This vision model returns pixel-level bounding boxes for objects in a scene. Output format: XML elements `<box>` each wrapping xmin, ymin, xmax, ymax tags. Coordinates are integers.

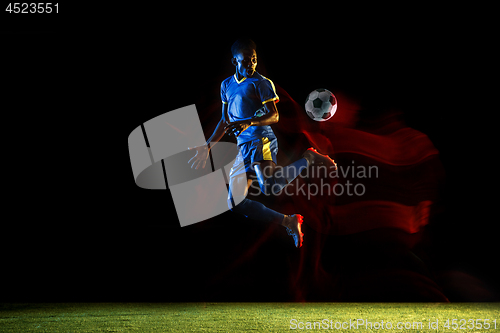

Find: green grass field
<box><xmin>1</xmin><ymin>303</ymin><xmax>499</xmax><ymax>332</ymax></box>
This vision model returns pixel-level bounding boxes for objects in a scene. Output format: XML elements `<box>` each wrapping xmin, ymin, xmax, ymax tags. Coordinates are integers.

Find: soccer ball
<box><xmin>305</xmin><ymin>89</ymin><xmax>337</xmax><ymax>121</ymax></box>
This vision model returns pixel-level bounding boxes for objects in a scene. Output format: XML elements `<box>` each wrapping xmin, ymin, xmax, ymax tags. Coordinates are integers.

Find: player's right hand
<box><xmin>188</xmin><ymin>144</ymin><xmax>209</xmax><ymax>169</ymax></box>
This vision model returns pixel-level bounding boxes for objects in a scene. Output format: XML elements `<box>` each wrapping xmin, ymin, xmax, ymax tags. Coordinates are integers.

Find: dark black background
<box><xmin>2</xmin><ymin>7</ymin><xmax>497</xmax><ymax>302</ymax></box>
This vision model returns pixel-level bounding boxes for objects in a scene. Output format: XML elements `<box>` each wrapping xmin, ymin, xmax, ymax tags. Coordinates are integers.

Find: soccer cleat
<box><xmin>282</xmin><ymin>214</ymin><xmax>304</xmax><ymax>248</ymax></box>
<box><xmin>302</xmin><ymin>147</ymin><xmax>337</xmax><ymax>169</ymax></box>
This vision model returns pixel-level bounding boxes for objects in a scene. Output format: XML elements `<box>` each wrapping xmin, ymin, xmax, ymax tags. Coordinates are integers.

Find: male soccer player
<box><xmin>189</xmin><ymin>39</ymin><xmax>336</xmax><ymax>248</ymax></box>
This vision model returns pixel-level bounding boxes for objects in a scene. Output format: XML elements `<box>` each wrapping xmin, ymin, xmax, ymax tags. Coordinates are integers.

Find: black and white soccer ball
<box><xmin>305</xmin><ymin>88</ymin><xmax>337</xmax><ymax>121</ymax></box>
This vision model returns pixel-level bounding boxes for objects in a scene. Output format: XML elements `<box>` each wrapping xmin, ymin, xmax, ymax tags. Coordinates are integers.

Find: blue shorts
<box><xmin>229</xmin><ymin>136</ymin><xmax>278</xmax><ymax>178</ymax></box>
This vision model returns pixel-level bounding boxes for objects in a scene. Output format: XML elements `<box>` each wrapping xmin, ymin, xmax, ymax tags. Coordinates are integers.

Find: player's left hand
<box><xmin>224</xmin><ymin>120</ymin><xmax>252</xmax><ymax>137</ymax></box>
<box><xmin>188</xmin><ymin>144</ymin><xmax>209</xmax><ymax>169</ymax></box>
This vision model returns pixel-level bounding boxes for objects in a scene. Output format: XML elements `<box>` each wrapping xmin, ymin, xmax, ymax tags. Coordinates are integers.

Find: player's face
<box><xmin>233</xmin><ymin>49</ymin><xmax>257</xmax><ymax>78</ymax></box>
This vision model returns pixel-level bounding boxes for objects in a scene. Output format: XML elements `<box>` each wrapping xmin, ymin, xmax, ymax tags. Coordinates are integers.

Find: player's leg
<box><xmin>252</xmin><ymin>159</ymin><xmax>308</xmax><ymax>196</ymax></box>
<box><xmin>251</xmin><ymin>160</ymin><xmax>304</xmax><ymax>247</ymax></box>
<box><xmin>302</xmin><ymin>147</ymin><xmax>337</xmax><ymax>168</ymax></box>
<box><xmin>249</xmin><ymin>136</ymin><xmax>308</xmax><ymax>196</ymax></box>
<box><xmin>251</xmin><ymin>136</ymin><xmax>336</xmax><ymax>196</ymax></box>
<box><xmin>227</xmin><ymin>174</ymin><xmax>304</xmax><ymax>247</ymax></box>
<box><xmin>227</xmin><ymin>172</ymin><xmax>284</xmax><ymax>225</ymax></box>
<box><xmin>249</xmin><ymin>145</ymin><xmax>336</xmax><ymax>247</ymax></box>
<box><xmin>252</xmin><ymin>148</ymin><xmax>337</xmax><ymax>196</ymax></box>
<box><xmin>227</xmin><ymin>139</ymin><xmax>328</xmax><ymax>248</ymax></box>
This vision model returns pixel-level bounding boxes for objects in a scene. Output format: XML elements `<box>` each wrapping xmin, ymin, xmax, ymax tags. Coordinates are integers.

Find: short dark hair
<box><xmin>231</xmin><ymin>38</ymin><xmax>257</xmax><ymax>57</ymax></box>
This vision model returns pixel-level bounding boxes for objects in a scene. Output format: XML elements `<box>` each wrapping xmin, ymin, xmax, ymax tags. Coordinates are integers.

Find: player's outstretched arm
<box><xmin>188</xmin><ymin>104</ymin><xmax>229</xmax><ymax>169</ymax></box>
<box><xmin>224</xmin><ymin>101</ymin><xmax>279</xmax><ymax>137</ymax></box>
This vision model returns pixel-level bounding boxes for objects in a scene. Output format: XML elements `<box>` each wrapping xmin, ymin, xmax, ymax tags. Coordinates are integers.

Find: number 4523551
<box><xmin>444</xmin><ymin>319</ymin><xmax>497</xmax><ymax>330</ymax></box>
<box><xmin>6</xmin><ymin>3</ymin><xmax>58</xmax><ymax>13</ymax></box>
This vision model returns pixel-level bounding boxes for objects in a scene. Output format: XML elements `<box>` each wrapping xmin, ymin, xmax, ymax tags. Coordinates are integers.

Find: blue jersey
<box><xmin>221</xmin><ymin>72</ymin><xmax>279</xmax><ymax>145</ymax></box>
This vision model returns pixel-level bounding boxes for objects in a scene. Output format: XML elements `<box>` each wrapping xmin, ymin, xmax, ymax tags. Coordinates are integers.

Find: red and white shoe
<box><xmin>302</xmin><ymin>147</ymin><xmax>337</xmax><ymax>169</ymax></box>
<box><xmin>282</xmin><ymin>214</ymin><xmax>304</xmax><ymax>248</ymax></box>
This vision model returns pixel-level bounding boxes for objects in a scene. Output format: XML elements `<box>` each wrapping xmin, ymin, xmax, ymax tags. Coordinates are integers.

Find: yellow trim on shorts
<box><xmin>261</xmin><ymin>137</ymin><xmax>272</xmax><ymax>161</ymax></box>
